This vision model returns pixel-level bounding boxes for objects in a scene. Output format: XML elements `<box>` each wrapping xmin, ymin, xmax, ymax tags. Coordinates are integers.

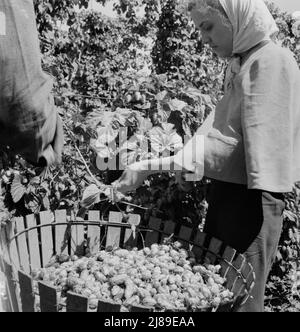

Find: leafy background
<box><xmin>0</xmin><ymin>0</ymin><xmax>299</xmax><ymax>312</ymax></box>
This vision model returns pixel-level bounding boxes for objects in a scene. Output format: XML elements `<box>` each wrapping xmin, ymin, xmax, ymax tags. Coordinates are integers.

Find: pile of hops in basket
<box><xmin>32</xmin><ymin>242</ymin><xmax>234</xmax><ymax>312</ymax></box>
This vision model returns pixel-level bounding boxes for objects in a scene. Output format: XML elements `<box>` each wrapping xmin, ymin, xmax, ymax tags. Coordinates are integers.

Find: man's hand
<box><xmin>26</xmin><ymin>114</ymin><xmax>64</xmax><ymax>168</ymax></box>
<box><xmin>51</xmin><ymin>114</ymin><xmax>64</xmax><ymax>165</ymax></box>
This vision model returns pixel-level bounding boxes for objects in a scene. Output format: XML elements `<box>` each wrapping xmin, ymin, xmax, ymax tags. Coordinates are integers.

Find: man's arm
<box><xmin>0</xmin><ymin>0</ymin><xmax>63</xmax><ymax>166</ymax></box>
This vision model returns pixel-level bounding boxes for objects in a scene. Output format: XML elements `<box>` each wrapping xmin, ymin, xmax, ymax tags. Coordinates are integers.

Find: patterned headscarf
<box><xmin>216</xmin><ymin>0</ymin><xmax>279</xmax><ymax>91</ymax></box>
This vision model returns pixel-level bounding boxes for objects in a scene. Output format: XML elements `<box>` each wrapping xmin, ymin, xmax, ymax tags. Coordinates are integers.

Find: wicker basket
<box><xmin>0</xmin><ymin>210</ymin><xmax>255</xmax><ymax>312</ymax></box>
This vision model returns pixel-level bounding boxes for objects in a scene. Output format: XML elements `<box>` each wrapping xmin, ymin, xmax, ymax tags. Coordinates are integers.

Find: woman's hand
<box><xmin>112</xmin><ymin>163</ymin><xmax>152</xmax><ymax>194</ymax></box>
<box><xmin>175</xmin><ymin>172</ymin><xmax>195</xmax><ymax>192</ymax></box>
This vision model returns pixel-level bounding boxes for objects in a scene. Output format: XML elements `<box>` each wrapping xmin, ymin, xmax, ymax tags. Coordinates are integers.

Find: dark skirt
<box><xmin>204</xmin><ymin>180</ymin><xmax>285</xmax><ymax>312</ymax></box>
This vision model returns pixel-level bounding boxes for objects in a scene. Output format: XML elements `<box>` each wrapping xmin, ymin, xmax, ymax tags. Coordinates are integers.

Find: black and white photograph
<box><xmin>0</xmin><ymin>0</ymin><xmax>299</xmax><ymax>315</ymax></box>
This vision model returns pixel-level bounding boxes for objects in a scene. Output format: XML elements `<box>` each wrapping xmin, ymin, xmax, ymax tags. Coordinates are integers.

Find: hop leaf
<box><xmin>86</xmin><ymin>110</ymin><xmax>114</xmax><ymax>128</ymax></box>
<box><xmin>24</xmin><ymin>194</ymin><xmax>41</xmax><ymax>213</ymax></box>
<box><xmin>165</xmin><ymin>99</ymin><xmax>187</xmax><ymax>112</ymax></box>
<box><xmin>29</xmin><ymin>177</ymin><xmax>41</xmax><ymax>186</ymax></box>
<box><xmin>11</xmin><ymin>174</ymin><xmax>26</xmax><ymax>203</ymax></box>
<box><xmin>81</xmin><ymin>184</ymin><xmax>101</xmax><ymax>209</ymax></box>
<box><xmin>292</xmin><ymin>21</ymin><xmax>300</xmax><ymax>38</ymax></box>
<box><xmin>42</xmin><ymin>196</ymin><xmax>50</xmax><ymax>210</ymax></box>
<box><xmin>149</xmin><ymin>124</ymin><xmax>183</xmax><ymax>156</ymax></box>
<box><xmin>119</xmin><ymin>133</ymin><xmax>150</xmax><ymax>167</ymax></box>
<box><xmin>91</xmin><ymin>126</ymin><xmax>118</xmax><ymax>159</ymax></box>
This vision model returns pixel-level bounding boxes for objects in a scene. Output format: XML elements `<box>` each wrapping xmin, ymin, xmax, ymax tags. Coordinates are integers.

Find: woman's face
<box><xmin>191</xmin><ymin>8</ymin><xmax>233</xmax><ymax>58</ymax></box>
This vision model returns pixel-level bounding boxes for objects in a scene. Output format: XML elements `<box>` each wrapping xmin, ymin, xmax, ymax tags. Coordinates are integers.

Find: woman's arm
<box><xmin>113</xmin><ymin>156</ymin><xmax>178</xmax><ymax>193</ymax></box>
<box><xmin>114</xmin><ymin>129</ymin><xmax>207</xmax><ymax>193</ymax></box>
<box><xmin>241</xmin><ymin>48</ymin><xmax>300</xmax><ymax>192</ymax></box>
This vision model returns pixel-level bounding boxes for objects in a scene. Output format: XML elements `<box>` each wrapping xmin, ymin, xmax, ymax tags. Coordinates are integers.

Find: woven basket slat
<box><xmin>106</xmin><ymin>212</ymin><xmax>123</xmax><ymax>249</ymax></box>
<box><xmin>0</xmin><ymin>225</ymin><xmax>9</xmax><ymax>261</ymax></box>
<box><xmin>97</xmin><ymin>299</ymin><xmax>121</xmax><ymax>312</ymax></box>
<box><xmin>178</xmin><ymin>225</ymin><xmax>193</xmax><ymax>249</ymax></box>
<box><xmin>54</xmin><ymin>210</ymin><xmax>69</xmax><ymax>256</ymax></box>
<box><xmin>71</xmin><ymin>223</ymin><xmax>86</xmax><ymax>257</ymax></box>
<box><xmin>38</xmin><ymin>281</ymin><xmax>57</xmax><ymax>312</ymax></box>
<box><xmin>123</xmin><ymin>214</ymin><xmax>140</xmax><ymax>249</ymax></box>
<box><xmin>192</xmin><ymin>230</ymin><xmax>206</xmax><ymax>260</ymax></box>
<box><xmin>220</xmin><ymin>246</ymin><xmax>236</xmax><ymax>278</ymax></box>
<box><xmin>231</xmin><ymin>255</ymin><xmax>247</xmax><ymax>294</ymax></box>
<box><xmin>26</xmin><ymin>214</ymin><xmax>41</xmax><ymax>270</ymax></box>
<box><xmin>67</xmin><ymin>292</ymin><xmax>88</xmax><ymax>312</ymax></box>
<box><xmin>39</xmin><ymin>212</ymin><xmax>54</xmax><ymax>268</ymax></box>
<box><xmin>144</xmin><ymin>217</ymin><xmax>162</xmax><ymax>247</ymax></box>
<box><xmin>18</xmin><ymin>270</ymin><xmax>34</xmax><ymax>312</ymax></box>
<box><xmin>3</xmin><ymin>260</ymin><xmax>20</xmax><ymax>312</ymax></box>
<box><xmin>87</xmin><ymin>211</ymin><xmax>102</xmax><ymax>255</ymax></box>
<box><xmin>130</xmin><ymin>305</ymin><xmax>152</xmax><ymax>312</ymax></box>
<box><xmin>206</xmin><ymin>237</ymin><xmax>223</xmax><ymax>265</ymax></box>
<box><xmin>14</xmin><ymin>217</ymin><xmax>30</xmax><ymax>274</ymax></box>
<box><xmin>161</xmin><ymin>220</ymin><xmax>176</xmax><ymax>243</ymax></box>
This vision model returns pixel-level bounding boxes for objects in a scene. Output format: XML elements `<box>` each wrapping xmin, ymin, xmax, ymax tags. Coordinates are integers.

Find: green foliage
<box><xmin>151</xmin><ymin>0</ymin><xmax>225</xmax><ymax>101</ymax></box>
<box><xmin>266</xmin><ymin>2</ymin><xmax>300</xmax><ymax>66</ymax></box>
<box><xmin>265</xmin><ymin>185</ymin><xmax>300</xmax><ymax>312</ymax></box>
<box><xmin>114</xmin><ymin>0</ymin><xmax>160</xmax><ymax>37</ymax></box>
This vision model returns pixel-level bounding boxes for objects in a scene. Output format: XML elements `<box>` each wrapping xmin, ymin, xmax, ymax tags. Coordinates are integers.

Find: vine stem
<box><xmin>55</xmin><ymin>92</ymin><xmax>114</xmax><ymax>101</ymax></box>
<box><xmin>118</xmin><ymin>201</ymin><xmax>149</xmax><ymax>211</ymax></box>
<box><xmin>74</xmin><ymin>144</ymin><xmax>102</xmax><ymax>188</ymax></box>
<box><xmin>62</xmin><ymin>121</ymin><xmax>148</xmax><ymax>211</ymax></box>
<box><xmin>62</xmin><ymin>122</ymin><xmax>102</xmax><ymax>188</ymax></box>
<box><xmin>49</xmin><ymin>170</ymin><xmax>61</xmax><ymax>186</ymax></box>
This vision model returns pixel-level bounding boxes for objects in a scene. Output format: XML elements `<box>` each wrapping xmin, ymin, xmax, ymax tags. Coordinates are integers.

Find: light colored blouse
<box><xmin>174</xmin><ymin>42</ymin><xmax>300</xmax><ymax>193</ymax></box>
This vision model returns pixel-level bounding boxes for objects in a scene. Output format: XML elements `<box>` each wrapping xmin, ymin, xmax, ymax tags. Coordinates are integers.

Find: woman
<box><xmin>113</xmin><ymin>0</ymin><xmax>300</xmax><ymax>312</ymax></box>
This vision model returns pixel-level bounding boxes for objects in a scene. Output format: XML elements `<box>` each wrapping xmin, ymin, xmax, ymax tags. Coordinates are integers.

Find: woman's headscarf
<box><xmin>218</xmin><ymin>0</ymin><xmax>279</xmax><ymax>91</ymax></box>
<box><xmin>219</xmin><ymin>0</ymin><xmax>278</xmax><ymax>55</ymax></box>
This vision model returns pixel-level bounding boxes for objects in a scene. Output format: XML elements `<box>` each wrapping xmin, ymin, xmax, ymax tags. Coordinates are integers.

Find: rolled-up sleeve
<box><xmin>173</xmin><ymin>111</ymin><xmax>215</xmax><ymax>178</ymax></box>
<box><xmin>0</xmin><ymin>0</ymin><xmax>62</xmax><ymax>166</ymax></box>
